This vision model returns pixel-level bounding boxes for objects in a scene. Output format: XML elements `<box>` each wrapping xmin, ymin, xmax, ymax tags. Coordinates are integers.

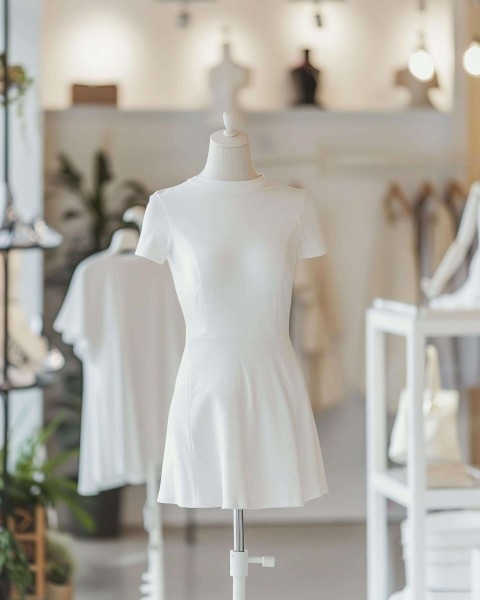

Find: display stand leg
<box><xmin>230</xmin><ymin>510</ymin><xmax>275</xmax><ymax>600</ymax></box>
<box><xmin>406</xmin><ymin>327</ymin><xmax>426</xmax><ymax>600</ymax></box>
<box><xmin>366</xmin><ymin>321</ymin><xmax>388</xmax><ymax>600</ymax></box>
<box><xmin>140</xmin><ymin>463</ymin><xmax>166</xmax><ymax>600</ymax></box>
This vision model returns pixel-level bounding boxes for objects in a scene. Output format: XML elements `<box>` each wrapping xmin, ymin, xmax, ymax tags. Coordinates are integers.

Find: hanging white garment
<box><xmin>370</xmin><ymin>205</ymin><xmax>418</xmax><ymax>410</ymax></box>
<box><xmin>446</xmin><ymin>196</ymin><xmax>480</xmax><ymax>389</ymax></box>
<box><xmin>417</xmin><ymin>195</ymin><xmax>457</xmax><ymax>389</ymax></box>
<box><xmin>290</xmin><ymin>253</ymin><xmax>343</xmax><ymax>414</ymax></box>
<box><xmin>54</xmin><ymin>249</ymin><xmax>184</xmax><ymax>496</ymax></box>
<box><xmin>136</xmin><ymin>176</ymin><xmax>329</xmax><ymax>509</ymax></box>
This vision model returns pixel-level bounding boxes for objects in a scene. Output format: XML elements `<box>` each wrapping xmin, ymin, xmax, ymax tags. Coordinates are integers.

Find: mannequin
<box><xmin>290</xmin><ymin>49</ymin><xmax>323</xmax><ymax>108</ymax></box>
<box><xmin>199</xmin><ymin>112</ymin><xmax>259</xmax><ymax>181</ymax></box>
<box><xmin>421</xmin><ymin>181</ymin><xmax>480</xmax><ymax>307</ymax></box>
<box><xmin>395</xmin><ymin>66</ymin><xmax>439</xmax><ymax>109</ymax></box>
<box><xmin>200</xmin><ymin>112</ymin><xmax>275</xmax><ymax>600</ymax></box>
<box><xmin>209</xmin><ymin>42</ymin><xmax>250</xmax><ymax>126</ymax></box>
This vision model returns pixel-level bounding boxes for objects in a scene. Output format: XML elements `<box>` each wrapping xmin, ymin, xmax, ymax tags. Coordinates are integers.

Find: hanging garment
<box><xmin>54</xmin><ymin>249</ymin><xmax>184</xmax><ymax>496</ymax></box>
<box><xmin>440</xmin><ymin>186</ymin><xmax>480</xmax><ymax>389</ymax></box>
<box><xmin>370</xmin><ymin>201</ymin><xmax>418</xmax><ymax>410</ymax></box>
<box><xmin>290</xmin><ymin>253</ymin><xmax>343</xmax><ymax>413</ymax></box>
<box><xmin>415</xmin><ymin>192</ymin><xmax>457</xmax><ymax>389</ymax></box>
<box><xmin>136</xmin><ymin>175</ymin><xmax>329</xmax><ymax>509</ymax></box>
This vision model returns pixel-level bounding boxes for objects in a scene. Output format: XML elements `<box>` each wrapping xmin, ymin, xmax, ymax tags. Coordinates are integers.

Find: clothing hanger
<box><xmin>383</xmin><ymin>182</ymin><xmax>411</xmax><ymax>222</ymax></box>
<box><xmin>108</xmin><ymin>228</ymin><xmax>139</xmax><ymax>255</ymax></box>
<box><xmin>415</xmin><ymin>181</ymin><xmax>437</xmax><ymax>204</ymax></box>
<box><xmin>123</xmin><ymin>205</ymin><xmax>146</xmax><ymax>231</ymax></box>
<box><xmin>444</xmin><ymin>179</ymin><xmax>468</xmax><ymax>223</ymax></box>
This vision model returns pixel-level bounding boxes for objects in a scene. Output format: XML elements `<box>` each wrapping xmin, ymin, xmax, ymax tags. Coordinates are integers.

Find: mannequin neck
<box><xmin>200</xmin><ymin>138</ymin><xmax>259</xmax><ymax>182</ymax></box>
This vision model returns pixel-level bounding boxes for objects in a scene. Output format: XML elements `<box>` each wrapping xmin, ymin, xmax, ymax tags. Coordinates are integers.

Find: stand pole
<box><xmin>230</xmin><ymin>509</ymin><xmax>275</xmax><ymax>600</ymax></box>
<box><xmin>139</xmin><ymin>463</ymin><xmax>166</xmax><ymax>600</ymax></box>
<box><xmin>233</xmin><ymin>509</ymin><xmax>244</xmax><ymax>552</ymax></box>
<box><xmin>232</xmin><ymin>510</ymin><xmax>245</xmax><ymax>600</ymax></box>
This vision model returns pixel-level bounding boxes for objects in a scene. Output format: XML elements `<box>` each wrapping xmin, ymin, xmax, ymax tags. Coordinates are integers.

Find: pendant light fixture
<box><xmin>291</xmin><ymin>0</ymin><xmax>345</xmax><ymax>29</ymax></box>
<box><xmin>463</xmin><ymin>0</ymin><xmax>480</xmax><ymax>77</ymax></box>
<box><xmin>156</xmin><ymin>0</ymin><xmax>216</xmax><ymax>28</ymax></box>
<box><xmin>408</xmin><ymin>0</ymin><xmax>435</xmax><ymax>82</ymax></box>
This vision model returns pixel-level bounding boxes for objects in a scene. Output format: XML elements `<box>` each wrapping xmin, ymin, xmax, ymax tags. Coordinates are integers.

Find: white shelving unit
<box><xmin>366</xmin><ymin>300</ymin><xmax>480</xmax><ymax>600</ymax></box>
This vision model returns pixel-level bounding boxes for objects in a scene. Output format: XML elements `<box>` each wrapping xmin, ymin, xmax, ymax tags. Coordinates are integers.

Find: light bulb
<box><xmin>408</xmin><ymin>48</ymin><xmax>435</xmax><ymax>82</ymax></box>
<box><xmin>463</xmin><ymin>39</ymin><xmax>480</xmax><ymax>77</ymax></box>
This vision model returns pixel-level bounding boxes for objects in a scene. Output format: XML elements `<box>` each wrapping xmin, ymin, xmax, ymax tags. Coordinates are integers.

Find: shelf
<box><xmin>0</xmin><ymin>372</ymin><xmax>58</xmax><ymax>393</ymax></box>
<box><xmin>374</xmin><ymin>469</ymin><xmax>480</xmax><ymax>511</ymax></box>
<box><xmin>0</xmin><ymin>241</ymin><xmax>62</xmax><ymax>252</ymax></box>
<box><xmin>44</xmin><ymin>106</ymin><xmax>454</xmax><ymax>118</ymax></box>
<box><xmin>367</xmin><ymin>301</ymin><xmax>480</xmax><ymax>600</ymax></box>
<box><xmin>369</xmin><ymin>301</ymin><xmax>480</xmax><ymax>337</ymax></box>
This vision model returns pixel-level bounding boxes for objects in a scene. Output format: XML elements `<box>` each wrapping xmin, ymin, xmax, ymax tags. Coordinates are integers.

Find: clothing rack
<box><xmin>0</xmin><ymin>0</ymin><xmax>61</xmax><ymax>597</ymax></box>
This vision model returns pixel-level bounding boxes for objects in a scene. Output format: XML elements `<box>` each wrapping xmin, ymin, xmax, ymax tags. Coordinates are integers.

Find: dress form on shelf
<box><xmin>291</xmin><ymin>49</ymin><xmax>323</xmax><ymax>108</ymax></box>
<box><xmin>421</xmin><ymin>182</ymin><xmax>480</xmax><ymax>308</ymax></box>
<box><xmin>209</xmin><ymin>43</ymin><xmax>250</xmax><ymax>127</ymax></box>
<box><xmin>395</xmin><ymin>67</ymin><xmax>439</xmax><ymax>109</ymax></box>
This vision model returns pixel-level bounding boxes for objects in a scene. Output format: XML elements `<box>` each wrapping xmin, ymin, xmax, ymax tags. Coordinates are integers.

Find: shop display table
<box><xmin>366</xmin><ymin>300</ymin><xmax>480</xmax><ymax>600</ymax></box>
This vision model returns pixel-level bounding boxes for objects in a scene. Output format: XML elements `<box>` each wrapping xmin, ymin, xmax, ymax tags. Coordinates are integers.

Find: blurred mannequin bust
<box><xmin>209</xmin><ymin>42</ymin><xmax>250</xmax><ymax>126</ymax></box>
<box><xmin>395</xmin><ymin>67</ymin><xmax>439</xmax><ymax>109</ymax></box>
<box><xmin>291</xmin><ymin>49</ymin><xmax>323</xmax><ymax>108</ymax></box>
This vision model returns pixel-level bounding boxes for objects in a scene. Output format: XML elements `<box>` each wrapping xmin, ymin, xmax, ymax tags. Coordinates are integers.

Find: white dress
<box><xmin>54</xmin><ymin>249</ymin><xmax>184</xmax><ymax>496</ymax></box>
<box><xmin>135</xmin><ymin>174</ymin><xmax>329</xmax><ymax>509</ymax></box>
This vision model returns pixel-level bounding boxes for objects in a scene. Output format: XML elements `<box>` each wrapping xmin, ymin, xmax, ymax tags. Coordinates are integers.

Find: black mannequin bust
<box><xmin>291</xmin><ymin>49</ymin><xmax>323</xmax><ymax>108</ymax></box>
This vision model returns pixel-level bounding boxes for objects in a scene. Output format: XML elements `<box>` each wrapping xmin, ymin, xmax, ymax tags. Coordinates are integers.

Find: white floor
<box><xmin>73</xmin><ymin>523</ymin><xmax>404</xmax><ymax>600</ymax></box>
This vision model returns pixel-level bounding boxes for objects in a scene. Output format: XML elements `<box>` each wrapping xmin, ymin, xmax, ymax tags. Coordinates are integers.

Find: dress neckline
<box><xmin>188</xmin><ymin>174</ymin><xmax>268</xmax><ymax>195</ymax></box>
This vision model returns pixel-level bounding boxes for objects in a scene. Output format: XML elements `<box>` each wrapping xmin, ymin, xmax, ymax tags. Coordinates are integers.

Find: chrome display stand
<box><xmin>230</xmin><ymin>510</ymin><xmax>275</xmax><ymax>600</ymax></box>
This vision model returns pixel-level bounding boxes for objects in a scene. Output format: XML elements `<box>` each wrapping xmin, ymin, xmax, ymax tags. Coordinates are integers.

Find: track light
<box><xmin>463</xmin><ymin>36</ymin><xmax>480</xmax><ymax>77</ymax></box>
<box><xmin>408</xmin><ymin>45</ymin><xmax>435</xmax><ymax>82</ymax></box>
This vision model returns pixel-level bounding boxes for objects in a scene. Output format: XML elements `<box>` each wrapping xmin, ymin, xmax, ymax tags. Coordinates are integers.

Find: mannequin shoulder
<box><xmin>148</xmin><ymin>181</ymin><xmax>191</xmax><ymax>208</ymax></box>
<box><xmin>262</xmin><ymin>180</ymin><xmax>307</xmax><ymax>208</ymax></box>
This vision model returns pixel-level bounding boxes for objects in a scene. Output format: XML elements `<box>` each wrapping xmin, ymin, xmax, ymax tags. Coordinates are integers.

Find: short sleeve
<box><xmin>53</xmin><ymin>266</ymin><xmax>89</xmax><ymax>359</ymax></box>
<box><xmin>135</xmin><ymin>192</ymin><xmax>171</xmax><ymax>265</ymax></box>
<box><xmin>297</xmin><ymin>195</ymin><xmax>327</xmax><ymax>259</ymax></box>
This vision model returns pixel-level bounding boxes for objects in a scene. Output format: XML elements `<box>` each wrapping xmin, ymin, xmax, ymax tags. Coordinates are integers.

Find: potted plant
<box><xmin>1</xmin><ymin>413</ymin><xmax>94</xmax><ymax>532</ymax></box>
<box><xmin>45</xmin><ymin>532</ymin><xmax>76</xmax><ymax>600</ymax></box>
<box><xmin>0</xmin><ymin>527</ymin><xmax>31</xmax><ymax>599</ymax></box>
<box><xmin>0</xmin><ymin>54</ymin><xmax>33</xmax><ymax>125</ymax></box>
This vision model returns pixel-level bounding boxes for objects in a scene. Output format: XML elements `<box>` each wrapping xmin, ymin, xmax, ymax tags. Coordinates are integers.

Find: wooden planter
<box><xmin>46</xmin><ymin>582</ymin><xmax>73</xmax><ymax>600</ymax></box>
<box><xmin>8</xmin><ymin>504</ymin><xmax>46</xmax><ymax>600</ymax></box>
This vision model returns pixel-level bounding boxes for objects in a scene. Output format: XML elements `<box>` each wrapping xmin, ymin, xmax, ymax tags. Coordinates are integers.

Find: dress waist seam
<box><xmin>186</xmin><ymin>333</ymin><xmax>290</xmax><ymax>342</ymax></box>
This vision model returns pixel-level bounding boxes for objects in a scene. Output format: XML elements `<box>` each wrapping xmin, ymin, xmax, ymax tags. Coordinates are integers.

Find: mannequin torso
<box><xmin>209</xmin><ymin>44</ymin><xmax>250</xmax><ymax>126</ymax></box>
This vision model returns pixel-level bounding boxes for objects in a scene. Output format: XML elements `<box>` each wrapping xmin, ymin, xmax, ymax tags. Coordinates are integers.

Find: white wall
<box><xmin>42</xmin><ymin>0</ymin><xmax>454</xmax><ymax>112</ymax></box>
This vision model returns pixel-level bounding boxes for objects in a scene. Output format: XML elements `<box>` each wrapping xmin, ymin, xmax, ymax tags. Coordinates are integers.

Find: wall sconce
<box><xmin>291</xmin><ymin>0</ymin><xmax>345</xmax><ymax>29</ymax></box>
<box><xmin>408</xmin><ymin>0</ymin><xmax>435</xmax><ymax>82</ymax></box>
<box><xmin>463</xmin><ymin>0</ymin><xmax>480</xmax><ymax>77</ymax></box>
<box><xmin>156</xmin><ymin>0</ymin><xmax>216</xmax><ymax>28</ymax></box>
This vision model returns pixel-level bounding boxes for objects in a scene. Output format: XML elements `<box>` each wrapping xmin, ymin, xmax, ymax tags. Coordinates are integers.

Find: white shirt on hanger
<box><xmin>54</xmin><ymin>248</ymin><xmax>184</xmax><ymax>496</ymax></box>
